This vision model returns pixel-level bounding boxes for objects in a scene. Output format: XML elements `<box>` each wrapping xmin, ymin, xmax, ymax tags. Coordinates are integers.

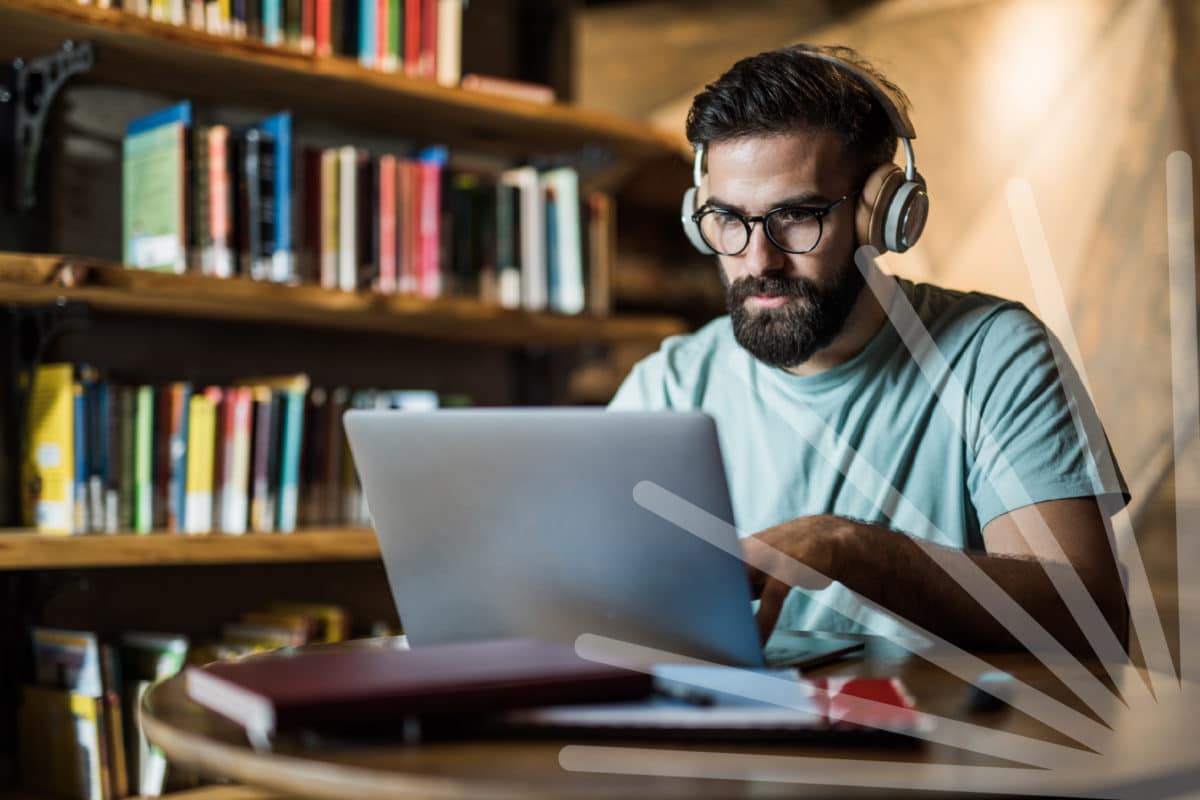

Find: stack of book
<box><xmin>21</xmin><ymin>609</ymin><xmax>352</xmax><ymax>799</ymax></box>
<box><xmin>124</xmin><ymin>102</ymin><xmax>613</xmax><ymax>315</ymax></box>
<box><xmin>20</xmin><ymin>362</ymin><xmax>449</xmax><ymax>535</ymax></box>
<box><xmin>81</xmin><ymin>0</ymin><xmax>467</xmax><ymax>86</ymax></box>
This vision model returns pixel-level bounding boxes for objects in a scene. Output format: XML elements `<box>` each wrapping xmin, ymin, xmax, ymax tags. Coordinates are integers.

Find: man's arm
<box><xmin>749</xmin><ymin>497</ymin><xmax>1127</xmax><ymax>653</ymax></box>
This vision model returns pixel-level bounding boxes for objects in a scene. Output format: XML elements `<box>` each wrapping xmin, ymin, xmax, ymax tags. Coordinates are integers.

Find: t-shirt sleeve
<box><xmin>965</xmin><ymin>308</ymin><xmax>1130</xmax><ymax>528</ymax></box>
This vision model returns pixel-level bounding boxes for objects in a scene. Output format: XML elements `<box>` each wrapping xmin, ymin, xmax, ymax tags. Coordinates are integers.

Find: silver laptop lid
<box><xmin>344</xmin><ymin>409</ymin><xmax>764</xmax><ymax>667</ymax></box>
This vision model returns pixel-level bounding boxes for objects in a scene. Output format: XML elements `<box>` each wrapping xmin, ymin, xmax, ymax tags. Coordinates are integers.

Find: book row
<box><xmin>124</xmin><ymin>102</ymin><xmax>613</xmax><ymax>315</ymax></box>
<box><xmin>23</xmin><ymin>609</ymin><xmax>356</xmax><ymax>799</ymax></box>
<box><xmin>77</xmin><ymin>0</ymin><xmax>470</xmax><ymax>87</ymax></box>
<box><xmin>22</xmin><ymin>363</ymin><xmax>460</xmax><ymax>535</ymax></box>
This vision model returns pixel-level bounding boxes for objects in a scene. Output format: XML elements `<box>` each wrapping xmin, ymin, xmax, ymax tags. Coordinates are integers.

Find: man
<box><xmin>609</xmin><ymin>45</ymin><xmax>1130</xmax><ymax>654</ymax></box>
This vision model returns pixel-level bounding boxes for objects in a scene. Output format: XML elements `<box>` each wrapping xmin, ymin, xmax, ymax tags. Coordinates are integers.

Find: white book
<box><xmin>540</xmin><ymin>167</ymin><xmax>585</xmax><ymax>315</ymax></box>
<box><xmin>337</xmin><ymin>146</ymin><xmax>358</xmax><ymax>293</ymax></box>
<box><xmin>500</xmin><ymin>166</ymin><xmax>546</xmax><ymax>312</ymax></box>
<box><xmin>436</xmin><ymin>0</ymin><xmax>463</xmax><ymax>88</ymax></box>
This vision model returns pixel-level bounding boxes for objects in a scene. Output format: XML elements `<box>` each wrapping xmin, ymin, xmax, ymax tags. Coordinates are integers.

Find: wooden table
<box><xmin>141</xmin><ymin>635</ymin><xmax>1177</xmax><ymax>799</ymax></box>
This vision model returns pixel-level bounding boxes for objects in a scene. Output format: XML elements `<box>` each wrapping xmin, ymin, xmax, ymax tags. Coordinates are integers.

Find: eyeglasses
<box><xmin>691</xmin><ymin>188</ymin><xmax>861</xmax><ymax>256</ymax></box>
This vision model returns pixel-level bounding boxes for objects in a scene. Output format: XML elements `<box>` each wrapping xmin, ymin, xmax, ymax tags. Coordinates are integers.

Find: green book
<box><xmin>389</xmin><ymin>0</ymin><xmax>402</xmax><ymax>71</ymax></box>
<box><xmin>133</xmin><ymin>386</ymin><xmax>154</xmax><ymax>534</ymax></box>
<box><xmin>122</xmin><ymin>102</ymin><xmax>191</xmax><ymax>273</ymax></box>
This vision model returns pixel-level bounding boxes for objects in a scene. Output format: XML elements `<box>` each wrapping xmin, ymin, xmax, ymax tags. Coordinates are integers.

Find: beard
<box><xmin>724</xmin><ymin>260</ymin><xmax>865</xmax><ymax>370</ymax></box>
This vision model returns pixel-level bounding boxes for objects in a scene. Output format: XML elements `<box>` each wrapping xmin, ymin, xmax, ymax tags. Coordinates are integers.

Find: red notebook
<box><xmin>186</xmin><ymin>638</ymin><xmax>653</xmax><ymax>739</ymax></box>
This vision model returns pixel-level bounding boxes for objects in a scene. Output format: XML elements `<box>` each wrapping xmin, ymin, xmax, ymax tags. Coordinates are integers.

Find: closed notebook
<box><xmin>186</xmin><ymin>638</ymin><xmax>653</xmax><ymax>738</ymax></box>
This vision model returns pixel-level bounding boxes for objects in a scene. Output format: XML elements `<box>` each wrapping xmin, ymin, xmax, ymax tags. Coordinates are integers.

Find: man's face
<box><xmin>703</xmin><ymin>130</ymin><xmax>864</xmax><ymax>369</ymax></box>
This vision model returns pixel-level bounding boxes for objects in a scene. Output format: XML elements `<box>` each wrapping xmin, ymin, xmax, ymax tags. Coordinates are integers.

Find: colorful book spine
<box><xmin>314</xmin><ymin>0</ymin><xmax>332</xmax><ymax>55</ymax></box>
<box><xmin>501</xmin><ymin>165</ymin><xmax>547</xmax><ymax>311</ymax></box>
<box><xmin>184</xmin><ymin>392</ymin><xmax>217</xmax><ymax>534</ymax></box>
<box><xmin>166</xmin><ymin>383</ymin><xmax>192</xmax><ymax>533</ymax></box>
<box><xmin>540</xmin><ymin>167</ymin><xmax>585</xmax><ymax>315</ymax></box>
<box><xmin>263</xmin><ymin>0</ymin><xmax>283</xmax><ymax>44</ymax></box>
<box><xmin>258</xmin><ymin>113</ymin><xmax>294</xmax><ymax>283</ymax></box>
<box><xmin>208</xmin><ymin>126</ymin><xmax>235</xmax><ymax>279</ymax></box>
<box><xmin>358</xmin><ymin>0</ymin><xmax>376</xmax><ymax>68</ymax></box>
<box><xmin>403</xmin><ymin>0</ymin><xmax>420</xmax><ymax>76</ymax></box>
<box><xmin>336</xmin><ymin>146</ymin><xmax>358</xmax><ymax>292</ymax></box>
<box><xmin>249</xmin><ymin>388</ymin><xmax>275</xmax><ymax>533</ymax></box>
<box><xmin>133</xmin><ymin>386</ymin><xmax>154</xmax><ymax>534</ymax></box>
<box><xmin>276</xmin><ymin>378</ymin><xmax>309</xmax><ymax>533</ymax></box>
<box><xmin>319</xmin><ymin>148</ymin><xmax>340</xmax><ymax>290</ymax></box>
<box><xmin>123</xmin><ymin>101</ymin><xmax>191</xmax><ymax>273</ymax></box>
<box><xmin>416</xmin><ymin>146</ymin><xmax>446</xmax><ymax>298</ymax></box>
<box><xmin>24</xmin><ymin>365</ymin><xmax>75</xmax><ymax>534</ymax></box>
<box><xmin>221</xmin><ymin>387</ymin><xmax>253</xmax><ymax>534</ymax></box>
<box><xmin>377</xmin><ymin>155</ymin><xmax>398</xmax><ymax>293</ymax></box>
<box><xmin>435</xmin><ymin>0</ymin><xmax>461</xmax><ymax>86</ymax></box>
<box><xmin>73</xmin><ymin>382</ymin><xmax>89</xmax><ymax>534</ymax></box>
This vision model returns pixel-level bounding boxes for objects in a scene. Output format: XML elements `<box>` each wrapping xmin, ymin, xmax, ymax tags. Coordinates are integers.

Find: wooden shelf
<box><xmin>0</xmin><ymin>528</ymin><xmax>380</xmax><ymax>570</ymax></box>
<box><xmin>0</xmin><ymin>253</ymin><xmax>686</xmax><ymax>345</ymax></box>
<box><xmin>0</xmin><ymin>0</ymin><xmax>687</xmax><ymax>183</ymax></box>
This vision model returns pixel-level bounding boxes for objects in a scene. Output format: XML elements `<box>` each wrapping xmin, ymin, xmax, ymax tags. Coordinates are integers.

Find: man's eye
<box><xmin>710</xmin><ymin>212</ymin><xmax>742</xmax><ymax>228</ymax></box>
<box><xmin>775</xmin><ymin>207</ymin><xmax>817</xmax><ymax>224</ymax></box>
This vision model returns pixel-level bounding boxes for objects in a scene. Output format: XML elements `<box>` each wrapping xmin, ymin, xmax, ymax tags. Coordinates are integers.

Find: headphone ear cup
<box><xmin>681</xmin><ymin>186</ymin><xmax>715</xmax><ymax>255</ymax></box>
<box><xmin>855</xmin><ymin>163</ymin><xmax>905</xmax><ymax>254</ymax></box>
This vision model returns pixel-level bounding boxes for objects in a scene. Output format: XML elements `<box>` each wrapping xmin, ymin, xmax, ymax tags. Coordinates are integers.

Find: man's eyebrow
<box><xmin>704</xmin><ymin>192</ymin><xmax>831</xmax><ymax>213</ymax></box>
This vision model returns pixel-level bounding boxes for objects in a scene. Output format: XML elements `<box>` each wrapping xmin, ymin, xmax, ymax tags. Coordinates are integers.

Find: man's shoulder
<box><xmin>903</xmin><ymin>279</ymin><xmax>1044</xmax><ymax>346</ymax></box>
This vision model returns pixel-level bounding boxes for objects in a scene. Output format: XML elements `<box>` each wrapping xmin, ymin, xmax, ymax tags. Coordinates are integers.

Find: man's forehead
<box><xmin>704</xmin><ymin>130</ymin><xmax>853</xmax><ymax>203</ymax></box>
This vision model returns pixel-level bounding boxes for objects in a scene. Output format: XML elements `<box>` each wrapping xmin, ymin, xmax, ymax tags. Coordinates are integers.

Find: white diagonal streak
<box><xmin>632</xmin><ymin>480</ymin><xmax>1114</xmax><ymax>752</ymax></box>
<box><xmin>1167</xmin><ymin>151</ymin><xmax>1200</xmax><ymax>684</ymax></box>
<box><xmin>856</xmin><ymin>248</ymin><xmax>1148</xmax><ymax>703</ymax></box>
<box><xmin>574</xmin><ymin>633</ymin><xmax>1096</xmax><ymax>770</ymax></box>
<box><xmin>1008</xmin><ymin>177</ymin><xmax>1176</xmax><ymax>694</ymax></box>
<box><xmin>738</xmin><ymin>384</ymin><xmax>1127</xmax><ymax>724</ymax></box>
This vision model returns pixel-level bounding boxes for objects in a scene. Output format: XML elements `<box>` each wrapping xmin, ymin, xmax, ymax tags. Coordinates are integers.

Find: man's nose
<box><xmin>741</xmin><ymin>221</ymin><xmax>787</xmax><ymax>277</ymax></box>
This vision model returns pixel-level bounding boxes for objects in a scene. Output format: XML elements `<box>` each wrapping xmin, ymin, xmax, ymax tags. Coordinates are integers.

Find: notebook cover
<box><xmin>188</xmin><ymin>638</ymin><xmax>653</xmax><ymax>734</ymax></box>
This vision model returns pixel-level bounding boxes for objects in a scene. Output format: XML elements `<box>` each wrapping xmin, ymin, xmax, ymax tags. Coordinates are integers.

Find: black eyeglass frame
<box><xmin>691</xmin><ymin>188</ymin><xmax>862</xmax><ymax>256</ymax></box>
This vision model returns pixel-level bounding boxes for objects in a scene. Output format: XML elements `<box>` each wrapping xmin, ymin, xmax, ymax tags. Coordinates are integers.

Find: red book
<box><xmin>186</xmin><ymin>638</ymin><xmax>653</xmax><ymax>739</ymax></box>
<box><xmin>377</xmin><ymin>155</ymin><xmax>398</xmax><ymax>293</ymax></box>
<box><xmin>300</xmin><ymin>0</ymin><xmax>315</xmax><ymax>53</ymax></box>
<box><xmin>416</xmin><ymin>156</ymin><xmax>441</xmax><ymax>298</ymax></box>
<box><xmin>403</xmin><ymin>0</ymin><xmax>421</xmax><ymax>76</ymax></box>
<box><xmin>419</xmin><ymin>0</ymin><xmax>436</xmax><ymax>79</ymax></box>
<box><xmin>314</xmin><ymin>0</ymin><xmax>332</xmax><ymax>56</ymax></box>
<box><xmin>397</xmin><ymin>158</ymin><xmax>418</xmax><ymax>294</ymax></box>
<box><xmin>207</xmin><ymin>126</ymin><xmax>233</xmax><ymax>279</ymax></box>
<box><xmin>376</xmin><ymin>0</ymin><xmax>389</xmax><ymax>71</ymax></box>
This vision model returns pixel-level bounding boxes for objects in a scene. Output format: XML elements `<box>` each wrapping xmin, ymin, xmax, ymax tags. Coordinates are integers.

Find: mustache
<box><xmin>727</xmin><ymin>275</ymin><xmax>820</xmax><ymax>304</ymax></box>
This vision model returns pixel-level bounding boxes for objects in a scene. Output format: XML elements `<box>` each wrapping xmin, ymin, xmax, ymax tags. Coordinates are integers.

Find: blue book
<box><xmin>263</xmin><ymin>0</ymin><xmax>283</xmax><ymax>45</ymax></box>
<box><xmin>73</xmin><ymin>381</ymin><xmax>87</xmax><ymax>534</ymax></box>
<box><xmin>168</xmin><ymin>383</ymin><xmax>192</xmax><ymax>533</ymax></box>
<box><xmin>276</xmin><ymin>386</ymin><xmax>306</xmax><ymax>534</ymax></box>
<box><xmin>359</xmin><ymin>0</ymin><xmax>377</xmax><ymax>68</ymax></box>
<box><xmin>126</xmin><ymin>101</ymin><xmax>191</xmax><ymax>137</ymax></box>
<box><xmin>545</xmin><ymin>189</ymin><xmax>559</xmax><ymax>312</ymax></box>
<box><xmin>257</xmin><ymin>113</ymin><xmax>293</xmax><ymax>283</ymax></box>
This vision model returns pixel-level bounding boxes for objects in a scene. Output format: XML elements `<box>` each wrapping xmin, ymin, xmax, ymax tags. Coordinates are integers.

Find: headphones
<box><xmin>681</xmin><ymin>48</ymin><xmax>929</xmax><ymax>256</ymax></box>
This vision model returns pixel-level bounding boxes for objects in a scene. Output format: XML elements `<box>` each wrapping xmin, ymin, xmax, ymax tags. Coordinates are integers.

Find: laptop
<box><xmin>343</xmin><ymin>409</ymin><xmax>863</xmax><ymax>669</ymax></box>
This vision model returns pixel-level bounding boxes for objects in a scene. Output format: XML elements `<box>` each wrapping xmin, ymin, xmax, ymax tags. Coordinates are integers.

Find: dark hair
<box><xmin>685</xmin><ymin>44</ymin><xmax>909</xmax><ymax>174</ymax></box>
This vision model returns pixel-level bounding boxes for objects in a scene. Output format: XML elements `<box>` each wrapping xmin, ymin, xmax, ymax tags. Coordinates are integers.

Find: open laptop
<box><xmin>343</xmin><ymin>409</ymin><xmax>863</xmax><ymax>669</ymax></box>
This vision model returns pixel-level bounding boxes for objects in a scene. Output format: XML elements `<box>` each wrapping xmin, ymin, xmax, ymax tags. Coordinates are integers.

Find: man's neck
<box><xmin>783</xmin><ymin>275</ymin><xmax>893</xmax><ymax>377</ymax></box>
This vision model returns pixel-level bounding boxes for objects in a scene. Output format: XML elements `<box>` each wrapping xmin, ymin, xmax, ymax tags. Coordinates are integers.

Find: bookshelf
<box><xmin>0</xmin><ymin>0</ymin><xmax>687</xmax><ymax>182</ymax></box>
<box><xmin>0</xmin><ymin>253</ymin><xmax>687</xmax><ymax>346</ymax></box>
<box><xmin>0</xmin><ymin>3</ymin><xmax>696</xmax><ymax>797</ymax></box>
<box><xmin>0</xmin><ymin>529</ymin><xmax>378</xmax><ymax>570</ymax></box>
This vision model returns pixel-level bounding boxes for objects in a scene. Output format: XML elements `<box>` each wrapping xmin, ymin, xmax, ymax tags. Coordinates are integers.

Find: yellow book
<box><xmin>184</xmin><ymin>392</ymin><xmax>217</xmax><ymax>534</ymax></box>
<box><xmin>23</xmin><ymin>364</ymin><xmax>75</xmax><ymax>534</ymax></box>
<box><xmin>18</xmin><ymin>686</ymin><xmax>104</xmax><ymax>800</ymax></box>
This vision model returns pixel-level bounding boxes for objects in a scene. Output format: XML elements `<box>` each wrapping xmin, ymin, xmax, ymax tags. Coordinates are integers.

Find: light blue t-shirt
<box><xmin>609</xmin><ymin>277</ymin><xmax>1129</xmax><ymax>640</ymax></box>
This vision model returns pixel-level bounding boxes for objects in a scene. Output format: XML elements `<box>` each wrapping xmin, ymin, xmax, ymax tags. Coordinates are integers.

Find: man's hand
<box><xmin>744</xmin><ymin>515</ymin><xmax>849</xmax><ymax>643</ymax></box>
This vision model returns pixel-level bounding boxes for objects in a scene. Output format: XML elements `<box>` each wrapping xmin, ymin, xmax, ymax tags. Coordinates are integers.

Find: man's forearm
<box><xmin>825</xmin><ymin>518</ymin><xmax>1127</xmax><ymax>654</ymax></box>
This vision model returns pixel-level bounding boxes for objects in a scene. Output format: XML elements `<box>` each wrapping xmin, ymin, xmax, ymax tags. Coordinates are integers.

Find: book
<box><xmin>337</xmin><ymin>145</ymin><xmax>358</xmax><ymax>292</ymax></box>
<box><xmin>165</xmin><ymin>382</ymin><xmax>193</xmax><ymax>533</ymax></box>
<box><xmin>72</xmin><ymin>381</ymin><xmax>88</xmax><ymax>534</ymax></box>
<box><xmin>133</xmin><ymin>386</ymin><xmax>155</xmax><ymax>534</ymax></box>
<box><xmin>540</xmin><ymin>167</ymin><xmax>584</xmax><ymax>315</ymax></box>
<box><xmin>123</xmin><ymin>101</ymin><xmax>191</xmax><ymax>273</ymax></box>
<box><xmin>416</xmin><ymin>146</ymin><xmax>447</xmax><ymax>298</ymax></box>
<box><xmin>500</xmin><ymin>166</ymin><xmax>546</xmax><ymax>311</ymax></box>
<box><xmin>219</xmin><ymin>386</ymin><xmax>253</xmax><ymax>534</ymax></box>
<box><xmin>435</xmin><ymin>0</ymin><xmax>461</xmax><ymax>87</ymax></box>
<box><xmin>185</xmin><ymin>638</ymin><xmax>654</xmax><ymax>740</ymax></box>
<box><xmin>184</xmin><ymin>390</ymin><xmax>217</xmax><ymax>534</ymax></box>
<box><xmin>587</xmin><ymin>192</ymin><xmax>614</xmax><ymax>317</ymax></box>
<box><xmin>460</xmin><ymin>74</ymin><xmax>555</xmax><ymax>105</ymax></box>
<box><xmin>275</xmin><ymin>375</ymin><xmax>309</xmax><ymax>533</ymax></box>
<box><xmin>258</xmin><ymin>113</ymin><xmax>294</xmax><ymax>283</ymax></box>
<box><xmin>23</xmin><ymin>364</ymin><xmax>75</xmax><ymax>534</ymax></box>
<box><xmin>18</xmin><ymin>687</ymin><xmax>105</xmax><ymax>800</ymax></box>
